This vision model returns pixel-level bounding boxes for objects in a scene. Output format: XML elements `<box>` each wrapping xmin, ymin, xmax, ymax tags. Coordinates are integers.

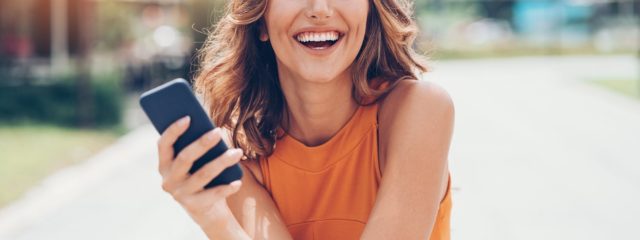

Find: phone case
<box><xmin>139</xmin><ymin>78</ymin><xmax>243</xmax><ymax>189</ymax></box>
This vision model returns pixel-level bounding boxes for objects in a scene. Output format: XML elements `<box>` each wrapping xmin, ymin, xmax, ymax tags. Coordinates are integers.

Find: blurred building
<box><xmin>0</xmin><ymin>0</ymin><xmax>196</xmax><ymax>89</ymax></box>
<box><xmin>0</xmin><ymin>0</ymin><xmax>96</xmax><ymax>83</ymax></box>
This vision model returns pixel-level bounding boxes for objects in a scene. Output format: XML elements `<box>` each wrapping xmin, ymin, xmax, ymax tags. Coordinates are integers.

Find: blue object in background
<box><xmin>514</xmin><ymin>0</ymin><xmax>563</xmax><ymax>44</ymax></box>
<box><xmin>513</xmin><ymin>0</ymin><xmax>593</xmax><ymax>46</ymax></box>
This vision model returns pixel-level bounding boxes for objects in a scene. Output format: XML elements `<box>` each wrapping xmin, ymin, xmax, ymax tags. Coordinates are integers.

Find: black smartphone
<box><xmin>139</xmin><ymin>78</ymin><xmax>243</xmax><ymax>189</ymax></box>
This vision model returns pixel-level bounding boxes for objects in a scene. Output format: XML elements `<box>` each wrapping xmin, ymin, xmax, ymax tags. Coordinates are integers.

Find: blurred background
<box><xmin>0</xmin><ymin>0</ymin><xmax>638</xmax><ymax>239</ymax></box>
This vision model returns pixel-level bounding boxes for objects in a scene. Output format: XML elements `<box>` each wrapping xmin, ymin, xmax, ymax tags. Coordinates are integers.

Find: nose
<box><xmin>305</xmin><ymin>0</ymin><xmax>333</xmax><ymax>22</ymax></box>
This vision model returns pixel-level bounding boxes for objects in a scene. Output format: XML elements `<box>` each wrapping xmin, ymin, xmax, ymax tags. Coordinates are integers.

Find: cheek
<box><xmin>340</xmin><ymin>0</ymin><xmax>369</xmax><ymax>47</ymax></box>
<box><xmin>262</xmin><ymin>7</ymin><xmax>299</xmax><ymax>80</ymax></box>
<box><xmin>342</xmin><ymin>2</ymin><xmax>369</xmax><ymax>62</ymax></box>
<box><xmin>263</xmin><ymin>0</ymin><xmax>299</xmax><ymax>53</ymax></box>
<box><xmin>340</xmin><ymin>0</ymin><xmax>369</xmax><ymax>27</ymax></box>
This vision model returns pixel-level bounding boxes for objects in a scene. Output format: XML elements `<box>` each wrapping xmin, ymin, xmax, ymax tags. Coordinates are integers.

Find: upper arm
<box><xmin>225</xmin><ymin>160</ymin><xmax>293</xmax><ymax>240</ymax></box>
<box><xmin>220</xmin><ymin>125</ymin><xmax>292</xmax><ymax>240</ymax></box>
<box><xmin>361</xmin><ymin>80</ymin><xmax>455</xmax><ymax>239</ymax></box>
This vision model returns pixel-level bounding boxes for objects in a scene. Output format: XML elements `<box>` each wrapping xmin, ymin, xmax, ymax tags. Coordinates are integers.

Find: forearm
<box><xmin>199</xmin><ymin>215</ymin><xmax>252</xmax><ymax>240</ymax></box>
<box><xmin>188</xmin><ymin>201</ymin><xmax>252</xmax><ymax>240</ymax></box>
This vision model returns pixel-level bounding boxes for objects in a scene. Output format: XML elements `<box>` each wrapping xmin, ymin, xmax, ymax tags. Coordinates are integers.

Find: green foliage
<box><xmin>0</xmin><ymin>125</ymin><xmax>120</xmax><ymax>207</ymax></box>
<box><xmin>0</xmin><ymin>73</ymin><xmax>124</xmax><ymax>127</ymax></box>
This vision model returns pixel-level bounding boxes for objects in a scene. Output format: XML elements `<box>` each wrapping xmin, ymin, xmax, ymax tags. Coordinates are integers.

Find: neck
<box><xmin>277</xmin><ymin>65</ymin><xmax>358</xmax><ymax>147</ymax></box>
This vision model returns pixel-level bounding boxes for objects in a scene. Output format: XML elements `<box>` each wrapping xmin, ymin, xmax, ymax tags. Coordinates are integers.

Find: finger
<box><xmin>168</xmin><ymin>128</ymin><xmax>223</xmax><ymax>182</ymax></box>
<box><xmin>194</xmin><ymin>180</ymin><xmax>243</xmax><ymax>202</ymax></box>
<box><xmin>179</xmin><ymin>148</ymin><xmax>243</xmax><ymax>194</ymax></box>
<box><xmin>157</xmin><ymin>116</ymin><xmax>191</xmax><ymax>176</ymax></box>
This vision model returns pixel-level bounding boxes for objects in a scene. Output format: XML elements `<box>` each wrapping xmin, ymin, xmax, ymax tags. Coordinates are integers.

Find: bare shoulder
<box><xmin>240</xmin><ymin>158</ymin><xmax>265</xmax><ymax>187</ymax></box>
<box><xmin>377</xmin><ymin>79</ymin><xmax>455</xmax><ymax>171</ymax></box>
<box><xmin>379</xmin><ymin>79</ymin><xmax>455</xmax><ymax>130</ymax></box>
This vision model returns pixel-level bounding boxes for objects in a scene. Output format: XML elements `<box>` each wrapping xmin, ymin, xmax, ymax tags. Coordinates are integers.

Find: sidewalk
<box><xmin>1</xmin><ymin>55</ymin><xmax>639</xmax><ymax>240</ymax></box>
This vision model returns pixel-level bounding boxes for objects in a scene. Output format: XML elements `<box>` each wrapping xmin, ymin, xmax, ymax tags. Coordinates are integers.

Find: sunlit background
<box><xmin>0</xmin><ymin>0</ymin><xmax>638</xmax><ymax>239</ymax></box>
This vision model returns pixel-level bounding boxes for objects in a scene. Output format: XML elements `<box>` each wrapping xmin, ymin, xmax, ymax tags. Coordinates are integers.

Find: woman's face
<box><xmin>263</xmin><ymin>0</ymin><xmax>369</xmax><ymax>83</ymax></box>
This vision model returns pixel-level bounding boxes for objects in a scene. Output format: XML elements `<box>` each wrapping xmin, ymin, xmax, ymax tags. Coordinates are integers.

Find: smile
<box><xmin>294</xmin><ymin>31</ymin><xmax>343</xmax><ymax>50</ymax></box>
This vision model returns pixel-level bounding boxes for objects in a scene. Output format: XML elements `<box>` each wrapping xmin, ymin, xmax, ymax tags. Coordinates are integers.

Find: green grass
<box><xmin>0</xmin><ymin>124</ymin><xmax>122</xmax><ymax>207</ymax></box>
<box><xmin>589</xmin><ymin>79</ymin><xmax>640</xmax><ymax>99</ymax></box>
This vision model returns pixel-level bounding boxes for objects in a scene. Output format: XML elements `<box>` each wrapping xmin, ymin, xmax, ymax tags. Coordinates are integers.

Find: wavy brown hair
<box><xmin>194</xmin><ymin>0</ymin><xmax>428</xmax><ymax>160</ymax></box>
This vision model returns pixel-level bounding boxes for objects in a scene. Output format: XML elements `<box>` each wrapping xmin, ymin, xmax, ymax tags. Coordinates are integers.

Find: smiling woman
<box><xmin>152</xmin><ymin>0</ymin><xmax>454</xmax><ymax>239</ymax></box>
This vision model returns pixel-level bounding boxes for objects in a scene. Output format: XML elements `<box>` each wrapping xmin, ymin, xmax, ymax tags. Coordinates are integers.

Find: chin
<box><xmin>296</xmin><ymin>63</ymin><xmax>349</xmax><ymax>84</ymax></box>
<box><xmin>301</xmin><ymin>72</ymin><xmax>341</xmax><ymax>83</ymax></box>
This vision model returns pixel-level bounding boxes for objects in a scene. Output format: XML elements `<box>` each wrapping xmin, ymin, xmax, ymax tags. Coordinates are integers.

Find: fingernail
<box><xmin>206</xmin><ymin>128</ymin><xmax>218</xmax><ymax>141</ymax></box>
<box><xmin>231</xmin><ymin>148</ymin><xmax>243</xmax><ymax>156</ymax></box>
<box><xmin>230</xmin><ymin>180</ymin><xmax>242</xmax><ymax>188</ymax></box>
<box><xmin>178</xmin><ymin>116</ymin><xmax>190</xmax><ymax>126</ymax></box>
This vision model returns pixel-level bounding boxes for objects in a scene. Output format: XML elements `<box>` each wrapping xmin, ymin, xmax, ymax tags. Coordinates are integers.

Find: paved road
<box><xmin>431</xmin><ymin>55</ymin><xmax>640</xmax><ymax>240</ymax></box>
<box><xmin>1</xmin><ymin>55</ymin><xmax>638</xmax><ymax>240</ymax></box>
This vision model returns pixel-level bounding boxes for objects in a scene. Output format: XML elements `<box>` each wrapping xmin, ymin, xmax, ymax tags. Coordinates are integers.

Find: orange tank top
<box><xmin>258</xmin><ymin>102</ymin><xmax>452</xmax><ymax>240</ymax></box>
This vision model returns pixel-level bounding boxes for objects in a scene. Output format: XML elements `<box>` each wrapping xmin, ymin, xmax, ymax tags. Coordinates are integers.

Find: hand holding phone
<box><xmin>139</xmin><ymin>78</ymin><xmax>244</xmax><ymax>189</ymax></box>
<box><xmin>139</xmin><ymin>78</ymin><xmax>246</xmax><ymax>225</ymax></box>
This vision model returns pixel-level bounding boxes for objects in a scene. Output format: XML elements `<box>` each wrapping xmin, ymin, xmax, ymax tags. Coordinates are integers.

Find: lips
<box><xmin>293</xmin><ymin>30</ymin><xmax>343</xmax><ymax>50</ymax></box>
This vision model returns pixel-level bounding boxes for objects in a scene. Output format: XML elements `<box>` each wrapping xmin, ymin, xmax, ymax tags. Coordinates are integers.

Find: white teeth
<box><xmin>295</xmin><ymin>31</ymin><xmax>340</xmax><ymax>42</ymax></box>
